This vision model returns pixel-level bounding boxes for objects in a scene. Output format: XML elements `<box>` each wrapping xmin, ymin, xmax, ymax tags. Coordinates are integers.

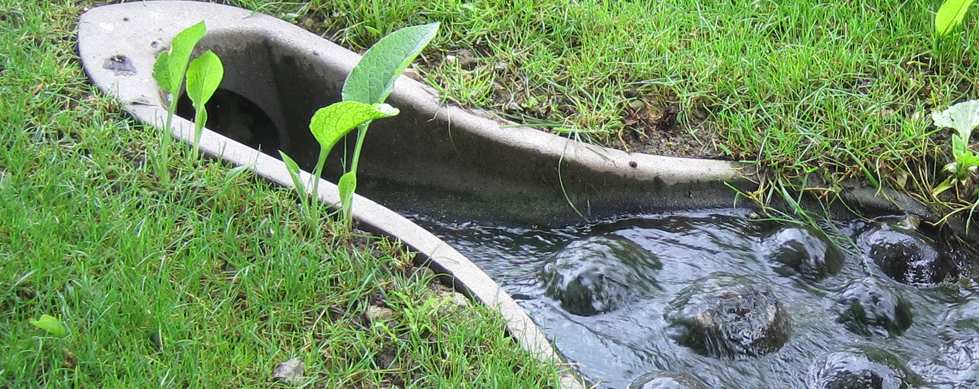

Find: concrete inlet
<box><xmin>78</xmin><ymin>1</ymin><xmax>920</xmax><ymax>387</ymax></box>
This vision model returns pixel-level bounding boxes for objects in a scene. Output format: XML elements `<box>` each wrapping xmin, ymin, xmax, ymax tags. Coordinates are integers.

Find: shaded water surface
<box><xmin>408</xmin><ymin>210</ymin><xmax>979</xmax><ymax>389</ymax></box>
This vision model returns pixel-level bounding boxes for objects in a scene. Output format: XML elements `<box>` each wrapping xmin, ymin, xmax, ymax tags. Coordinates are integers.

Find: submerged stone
<box><xmin>541</xmin><ymin>234</ymin><xmax>661</xmax><ymax>316</ymax></box>
<box><xmin>858</xmin><ymin>224</ymin><xmax>957</xmax><ymax>287</ymax></box>
<box><xmin>630</xmin><ymin>371</ymin><xmax>709</xmax><ymax>389</ymax></box>
<box><xmin>806</xmin><ymin>350</ymin><xmax>912</xmax><ymax>389</ymax></box>
<box><xmin>664</xmin><ymin>273</ymin><xmax>788</xmax><ymax>358</ymax></box>
<box><xmin>761</xmin><ymin>226</ymin><xmax>844</xmax><ymax>280</ymax></box>
<box><xmin>836</xmin><ymin>278</ymin><xmax>912</xmax><ymax>336</ymax></box>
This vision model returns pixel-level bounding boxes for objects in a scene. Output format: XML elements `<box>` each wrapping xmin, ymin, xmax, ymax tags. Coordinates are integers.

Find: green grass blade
<box><xmin>936</xmin><ymin>0</ymin><xmax>976</xmax><ymax>36</ymax></box>
<box><xmin>279</xmin><ymin>151</ymin><xmax>307</xmax><ymax>194</ymax></box>
<box><xmin>342</xmin><ymin>22</ymin><xmax>439</xmax><ymax>104</ymax></box>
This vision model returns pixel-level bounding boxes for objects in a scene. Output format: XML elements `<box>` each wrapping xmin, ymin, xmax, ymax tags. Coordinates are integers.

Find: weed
<box><xmin>151</xmin><ymin>21</ymin><xmax>205</xmax><ymax>184</ymax></box>
<box><xmin>930</xmin><ymin>100</ymin><xmax>979</xmax><ymax>196</ymax></box>
<box><xmin>185</xmin><ymin>49</ymin><xmax>225</xmax><ymax>160</ymax></box>
<box><xmin>28</xmin><ymin>315</ymin><xmax>66</xmax><ymax>338</ymax></box>
<box><xmin>936</xmin><ymin>0</ymin><xmax>977</xmax><ymax>36</ymax></box>
<box><xmin>280</xmin><ymin>22</ymin><xmax>439</xmax><ymax>230</ymax></box>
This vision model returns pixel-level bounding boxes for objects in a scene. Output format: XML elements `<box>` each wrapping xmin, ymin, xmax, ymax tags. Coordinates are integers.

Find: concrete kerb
<box><xmin>76</xmin><ymin>1</ymin><xmax>945</xmax><ymax>387</ymax></box>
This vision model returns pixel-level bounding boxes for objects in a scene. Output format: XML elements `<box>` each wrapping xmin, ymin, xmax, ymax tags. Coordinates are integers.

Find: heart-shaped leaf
<box><xmin>342</xmin><ymin>22</ymin><xmax>439</xmax><ymax>104</ymax></box>
<box><xmin>308</xmin><ymin>101</ymin><xmax>399</xmax><ymax>158</ymax></box>
<box><xmin>30</xmin><ymin>314</ymin><xmax>67</xmax><ymax>338</ymax></box>
<box><xmin>186</xmin><ymin>50</ymin><xmax>224</xmax><ymax>111</ymax></box>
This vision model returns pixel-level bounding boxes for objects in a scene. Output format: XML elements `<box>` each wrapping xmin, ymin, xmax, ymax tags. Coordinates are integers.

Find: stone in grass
<box><xmin>836</xmin><ymin>278</ymin><xmax>912</xmax><ymax>336</ymax></box>
<box><xmin>272</xmin><ymin>358</ymin><xmax>304</xmax><ymax>386</ymax></box>
<box><xmin>540</xmin><ymin>234</ymin><xmax>661</xmax><ymax>316</ymax></box>
<box><xmin>760</xmin><ymin>226</ymin><xmax>844</xmax><ymax>281</ymax></box>
<box><xmin>664</xmin><ymin>272</ymin><xmax>789</xmax><ymax>359</ymax></box>
<box><xmin>366</xmin><ymin>305</ymin><xmax>396</xmax><ymax>325</ymax></box>
<box><xmin>630</xmin><ymin>371</ymin><xmax>709</xmax><ymax>389</ymax></box>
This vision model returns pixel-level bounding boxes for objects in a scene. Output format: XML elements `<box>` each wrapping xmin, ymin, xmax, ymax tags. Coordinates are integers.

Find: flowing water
<box><xmin>405</xmin><ymin>210</ymin><xmax>979</xmax><ymax>389</ymax></box>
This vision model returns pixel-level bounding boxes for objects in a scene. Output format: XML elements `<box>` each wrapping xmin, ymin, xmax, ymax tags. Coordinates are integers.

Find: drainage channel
<box><xmin>78</xmin><ymin>2</ymin><xmax>979</xmax><ymax>388</ymax></box>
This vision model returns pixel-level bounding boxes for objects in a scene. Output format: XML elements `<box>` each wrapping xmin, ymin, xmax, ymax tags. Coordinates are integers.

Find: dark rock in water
<box><xmin>761</xmin><ymin>226</ymin><xmax>844</xmax><ymax>280</ymax></box>
<box><xmin>806</xmin><ymin>350</ymin><xmax>912</xmax><ymax>389</ymax></box>
<box><xmin>541</xmin><ymin>235</ymin><xmax>661</xmax><ymax>316</ymax></box>
<box><xmin>664</xmin><ymin>273</ymin><xmax>788</xmax><ymax>358</ymax></box>
<box><xmin>858</xmin><ymin>224</ymin><xmax>957</xmax><ymax>287</ymax></box>
<box><xmin>630</xmin><ymin>371</ymin><xmax>709</xmax><ymax>389</ymax></box>
<box><xmin>836</xmin><ymin>278</ymin><xmax>912</xmax><ymax>336</ymax></box>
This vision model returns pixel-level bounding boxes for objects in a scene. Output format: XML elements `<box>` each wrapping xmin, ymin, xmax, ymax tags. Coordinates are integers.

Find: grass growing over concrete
<box><xmin>244</xmin><ymin>0</ymin><xmax>979</xmax><ymax>211</ymax></box>
<box><xmin>0</xmin><ymin>1</ymin><xmax>565</xmax><ymax>387</ymax></box>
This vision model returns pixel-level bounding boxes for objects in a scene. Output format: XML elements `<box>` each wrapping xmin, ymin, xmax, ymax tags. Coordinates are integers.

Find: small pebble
<box><xmin>272</xmin><ymin>358</ymin><xmax>304</xmax><ymax>386</ymax></box>
<box><xmin>366</xmin><ymin>305</ymin><xmax>396</xmax><ymax>324</ymax></box>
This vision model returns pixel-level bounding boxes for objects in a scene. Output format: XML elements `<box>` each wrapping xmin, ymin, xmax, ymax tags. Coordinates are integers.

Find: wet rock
<box><xmin>664</xmin><ymin>273</ymin><xmax>789</xmax><ymax>358</ymax></box>
<box><xmin>836</xmin><ymin>278</ymin><xmax>912</xmax><ymax>336</ymax></box>
<box><xmin>272</xmin><ymin>358</ymin><xmax>304</xmax><ymax>386</ymax></box>
<box><xmin>858</xmin><ymin>224</ymin><xmax>957</xmax><ymax>286</ymax></box>
<box><xmin>806</xmin><ymin>350</ymin><xmax>912</xmax><ymax>389</ymax></box>
<box><xmin>630</xmin><ymin>371</ymin><xmax>709</xmax><ymax>389</ymax></box>
<box><xmin>761</xmin><ymin>226</ymin><xmax>844</xmax><ymax>280</ymax></box>
<box><xmin>541</xmin><ymin>235</ymin><xmax>661</xmax><ymax>316</ymax></box>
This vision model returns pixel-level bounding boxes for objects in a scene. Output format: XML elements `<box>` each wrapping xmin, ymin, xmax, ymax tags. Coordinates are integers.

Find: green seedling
<box><xmin>152</xmin><ymin>21</ymin><xmax>206</xmax><ymax>184</ymax></box>
<box><xmin>279</xmin><ymin>102</ymin><xmax>399</xmax><ymax>227</ymax></box>
<box><xmin>29</xmin><ymin>314</ymin><xmax>67</xmax><ymax>338</ymax></box>
<box><xmin>931</xmin><ymin>100</ymin><xmax>979</xmax><ymax>196</ymax></box>
<box><xmin>337</xmin><ymin>22</ymin><xmax>439</xmax><ymax>228</ymax></box>
<box><xmin>185</xmin><ymin>50</ymin><xmax>225</xmax><ymax>160</ymax></box>
<box><xmin>936</xmin><ymin>0</ymin><xmax>976</xmax><ymax>37</ymax></box>
<box><xmin>280</xmin><ymin>22</ymin><xmax>438</xmax><ymax>230</ymax></box>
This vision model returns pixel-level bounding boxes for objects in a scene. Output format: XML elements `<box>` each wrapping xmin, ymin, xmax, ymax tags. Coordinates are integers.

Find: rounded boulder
<box><xmin>665</xmin><ymin>273</ymin><xmax>789</xmax><ymax>358</ymax></box>
<box><xmin>541</xmin><ymin>235</ymin><xmax>661</xmax><ymax>316</ymax></box>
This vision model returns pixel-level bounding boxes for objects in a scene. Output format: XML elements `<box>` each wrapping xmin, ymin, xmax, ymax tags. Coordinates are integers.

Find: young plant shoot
<box><xmin>151</xmin><ymin>21</ymin><xmax>206</xmax><ymax>184</ymax></box>
<box><xmin>185</xmin><ymin>50</ymin><xmax>225</xmax><ymax>160</ymax></box>
<box><xmin>931</xmin><ymin>100</ymin><xmax>979</xmax><ymax>196</ymax></box>
<box><xmin>279</xmin><ymin>22</ymin><xmax>439</xmax><ymax>230</ymax></box>
<box><xmin>337</xmin><ymin>22</ymin><xmax>439</xmax><ymax>227</ymax></box>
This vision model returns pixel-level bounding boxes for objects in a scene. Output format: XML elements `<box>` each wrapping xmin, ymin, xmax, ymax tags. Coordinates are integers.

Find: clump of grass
<box><xmin>0</xmin><ymin>1</ymin><xmax>566</xmax><ymax>387</ymax></box>
<box><xmin>251</xmin><ymin>0</ymin><xmax>979</xmax><ymax>215</ymax></box>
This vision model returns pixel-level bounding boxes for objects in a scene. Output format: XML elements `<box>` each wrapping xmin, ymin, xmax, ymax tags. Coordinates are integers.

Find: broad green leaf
<box><xmin>152</xmin><ymin>21</ymin><xmax>206</xmax><ymax>95</ymax></box>
<box><xmin>29</xmin><ymin>314</ymin><xmax>66</xmax><ymax>337</ymax></box>
<box><xmin>152</xmin><ymin>51</ymin><xmax>172</xmax><ymax>95</ymax></box>
<box><xmin>338</xmin><ymin>171</ymin><xmax>357</xmax><ymax>218</ymax></box>
<box><xmin>342</xmin><ymin>22</ymin><xmax>439</xmax><ymax>104</ymax></box>
<box><xmin>959</xmin><ymin>152</ymin><xmax>979</xmax><ymax>168</ymax></box>
<box><xmin>308</xmin><ymin>101</ymin><xmax>399</xmax><ymax>156</ymax></box>
<box><xmin>186</xmin><ymin>50</ymin><xmax>224</xmax><ymax>110</ymax></box>
<box><xmin>932</xmin><ymin>100</ymin><xmax>979</xmax><ymax>141</ymax></box>
<box><xmin>936</xmin><ymin>0</ymin><xmax>976</xmax><ymax>36</ymax></box>
<box><xmin>279</xmin><ymin>151</ymin><xmax>306</xmax><ymax>194</ymax></box>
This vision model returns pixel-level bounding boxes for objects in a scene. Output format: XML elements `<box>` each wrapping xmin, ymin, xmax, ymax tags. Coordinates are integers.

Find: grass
<box><xmin>231</xmin><ymin>0</ymin><xmax>979</xmax><ymax>216</ymax></box>
<box><xmin>0</xmin><ymin>1</ymin><xmax>565</xmax><ymax>387</ymax></box>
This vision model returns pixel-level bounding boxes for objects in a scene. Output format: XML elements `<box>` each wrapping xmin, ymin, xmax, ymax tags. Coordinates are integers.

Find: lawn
<box><xmin>0</xmin><ymin>1</ymin><xmax>566</xmax><ymax>387</ymax></box>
